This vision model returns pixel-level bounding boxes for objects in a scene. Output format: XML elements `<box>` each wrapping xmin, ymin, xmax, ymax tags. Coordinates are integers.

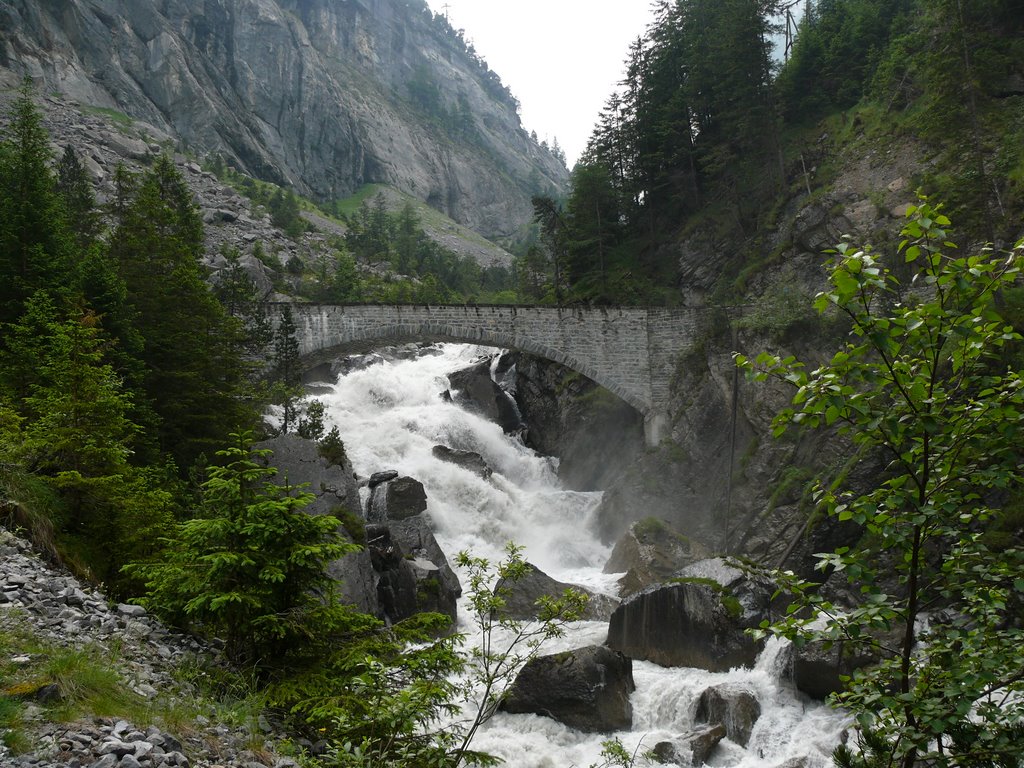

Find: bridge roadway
<box><xmin>266</xmin><ymin>303</ymin><xmax>712</xmax><ymax>445</ymax></box>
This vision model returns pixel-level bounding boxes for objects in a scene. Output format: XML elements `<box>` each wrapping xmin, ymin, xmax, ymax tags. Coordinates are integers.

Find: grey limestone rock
<box><xmin>501</xmin><ymin>645</ymin><xmax>635</xmax><ymax>733</ymax></box>
<box><xmin>694</xmin><ymin>683</ymin><xmax>762</xmax><ymax>747</ymax></box>
<box><xmin>495</xmin><ymin>562</ymin><xmax>618</xmax><ymax>622</ymax></box>
<box><xmin>0</xmin><ymin>0</ymin><xmax>568</xmax><ymax>243</ymax></box>
<box><xmin>606</xmin><ymin>559</ymin><xmax>786</xmax><ymax>672</ymax></box>
<box><xmin>652</xmin><ymin>725</ymin><xmax>727</xmax><ymax>766</ymax></box>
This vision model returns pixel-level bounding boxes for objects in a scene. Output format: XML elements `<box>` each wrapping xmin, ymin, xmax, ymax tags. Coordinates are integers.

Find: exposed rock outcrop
<box><xmin>500</xmin><ymin>645</ymin><xmax>634</xmax><ymax>733</ymax></box>
<box><xmin>256</xmin><ymin>433</ymin><xmax>377</xmax><ymax>616</ymax></box>
<box><xmin>792</xmin><ymin>635</ymin><xmax>890</xmax><ymax>701</ymax></box>
<box><xmin>0</xmin><ymin>0</ymin><xmax>567</xmax><ymax>241</ymax></box>
<box><xmin>366</xmin><ymin>475</ymin><xmax>428</xmax><ymax>522</ymax></box>
<box><xmin>694</xmin><ymin>684</ymin><xmax>761</xmax><ymax>747</ymax></box>
<box><xmin>606</xmin><ymin>559</ymin><xmax>784</xmax><ymax>672</ymax></box>
<box><xmin>432</xmin><ymin>445</ymin><xmax>493</xmax><ymax>479</ymax></box>
<box><xmin>512</xmin><ymin>353</ymin><xmax>644</xmax><ymax>493</ymax></box>
<box><xmin>604</xmin><ymin>517</ymin><xmax>710</xmax><ymax>597</ymax></box>
<box><xmin>446</xmin><ymin>356</ymin><xmax>523</xmax><ymax>433</ymax></box>
<box><xmin>652</xmin><ymin>725</ymin><xmax>727</xmax><ymax>766</ymax></box>
<box><xmin>494</xmin><ymin>562</ymin><xmax>618</xmax><ymax>622</ymax></box>
<box><xmin>363</xmin><ymin>474</ymin><xmax>461</xmax><ymax>625</ymax></box>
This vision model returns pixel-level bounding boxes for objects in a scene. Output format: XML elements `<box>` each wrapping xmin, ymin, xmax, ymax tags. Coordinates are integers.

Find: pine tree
<box><xmin>55</xmin><ymin>145</ymin><xmax>101</xmax><ymax>251</ymax></box>
<box><xmin>110</xmin><ymin>155</ymin><xmax>252</xmax><ymax>471</ymax></box>
<box><xmin>272</xmin><ymin>305</ymin><xmax>302</xmax><ymax>434</ymax></box>
<box><xmin>13</xmin><ymin>295</ymin><xmax>174</xmax><ymax>586</ymax></box>
<box><xmin>127</xmin><ymin>432</ymin><xmax>357</xmax><ymax>665</ymax></box>
<box><xmin>0</xmin><ymin>79</ymin><xmax>69</xmax><ymax>325</ymax></box>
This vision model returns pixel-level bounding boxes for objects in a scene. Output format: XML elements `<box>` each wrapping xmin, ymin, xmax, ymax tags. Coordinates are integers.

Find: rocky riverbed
<box><xmin>0</xmin><ymin>528</ymin><xmax>296</xmax><ymax>768</ymax></box>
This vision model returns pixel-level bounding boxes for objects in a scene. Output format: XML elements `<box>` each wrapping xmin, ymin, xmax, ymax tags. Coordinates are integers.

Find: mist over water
<box><xmin>317</xmin><ymin>343</ymin><xmax>848</xmax><ymax>768</ymax></box>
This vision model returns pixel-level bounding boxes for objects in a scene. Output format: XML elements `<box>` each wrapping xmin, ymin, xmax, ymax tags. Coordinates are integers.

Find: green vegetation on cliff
<box><xmin>525</xmin><ymin>0</ymin><xmax>1024</xmax><ymax>306</ymax></box>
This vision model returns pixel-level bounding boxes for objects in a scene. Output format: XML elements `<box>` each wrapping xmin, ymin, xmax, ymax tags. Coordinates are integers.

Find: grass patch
<box><xmin>0</xmin><ymin>614</ymin><xmax>258</xmax><ymax>753</ymax></box>
<box><xmin>0</xmin><ymin>618</ymin><xmax>149</xmax><ymax>726</ymax></box>
<box><xmin>80</xmin><ymin>104</ymin><xmax>134</xmax><ymax>127</ymax></box>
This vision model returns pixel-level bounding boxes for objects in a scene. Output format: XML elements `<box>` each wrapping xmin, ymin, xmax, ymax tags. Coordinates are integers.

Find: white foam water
<box><xmin>317</xmin><ymin>343</ymin><xmax>849</xmax><ymax>767</ymax></box>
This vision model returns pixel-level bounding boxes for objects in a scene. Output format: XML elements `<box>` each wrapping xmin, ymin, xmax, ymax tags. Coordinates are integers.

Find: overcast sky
<box><xmin>427</xmin><ymin>1</ymin><xmax>658</xmax><ymax>167</ymax></box>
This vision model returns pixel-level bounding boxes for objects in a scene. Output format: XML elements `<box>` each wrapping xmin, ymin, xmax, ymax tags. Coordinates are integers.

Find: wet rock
<box><xmin>365</xmin><ymin>525</ymin><xmax>419</xmax><ymax>623</ymax></box>
<box><xmin>368</xmin><ymin>470</ymin><xmax>399</xmax><ymax>487</ymax></box>
<box><xmin>385</xmin><ymin>514</ymin><xmax>461</xmax><ymax>624</ymax></box>
<box><xmin>501</xmin><ymin>645</ymin><xmax>634</xmax><ymax>732</ymax></box>
<box><xmin>694</xmin><ymin>683</ymin><xmax>761</xmax><ymax>747</ymax></box>
<box><xmin>432</xmin><ymin>445</ymin><xmax>493</xmax><ymax>478</ymax></box>
<box><xmin>513</xmin><ymin>353</ymin><xmax>643</xmax><ymax>493</ymax></box>
<box><xmin>606</xmin><ymin>558</ymin><xmax>785</xmax><ymax>671</ymax></box>
<box><xmin>793</xmin><ymin>636</ymin><xmax>886</xmax><ymax>700</ymax></box>
<box><xmin>652</xmin><ymin>724</ymin><xmax>727</xmax><ymax>766</ymax></box>
<box><xmin>495</xmin><ymin>562</ymin><xmax>618</xmax><ymax>622</ymax></box>
<box><xmin>447</xmin><ymin>358</ymin><xmax>523</xmax><ymax>433</ymax></box>
<box><xmin>604</xmin><ymin>517</ymin><xmax>710</xmax><ymax>597</ymax></box>
<box><xmin>366</xmin><ymin>475</ymin><xmax>427</xmax><ymax>522</ymax></box>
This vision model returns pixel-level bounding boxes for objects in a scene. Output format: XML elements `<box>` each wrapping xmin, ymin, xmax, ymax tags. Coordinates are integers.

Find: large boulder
<box><xmin>447</xmin><ymin>357</ymin><xmax>523</xmax><ymax>433</ymax></box>
<box><xmin>366</xmin><ymin>475</ymin><xmax>428</xmax><ymax>522</ymax></box>
<box><xmin>495</xmin><ymin>562</ymin><xmax>618</xmax><ymax>622</ymax></box>
<box><xmin>792</xmin><ymin>636</ymin><xmax>887</xmax><ymax>700</ymax></box>
<box><xmin>255</xmin><ymin>434</ymin><xmax>376</xmax><ymax>615</ymax></box>
<box><xmin>513</xmin><ymin>353</ymin><xmax>644</xmax><ymax>493</ymax></box>
<box><xmin>432</xmin><ymin>445</ymin><xmax>493</xmax><ymax>479</ymax></box>
<box><xmin>386</xmin><ymin>514</ymin><xmax>462</xmax><ymax>624</ymax></box>
<box><xmin>694</xmin><ymin>683</ymin><xmax>761</xmax><ymax>747</ymax></box>
<box><xmin>362</xmin><ymin>474</ymin><xmax>461</xmax><ymax>625</ymax></box>
<box><xmin>651</xmin><ymin>725</ymin><xmax>727</xmax><ymax>766</ymax></box>
<box><xmin>500</xmin><ymin>645</ymin><xmax>634</xmax><ymax>732</ymax></box>
<box><xmin>606</xmin><ymin>559</ymin><xmax>784</xmax><ymax>671</ymax></box>
<box><xmin>365</xmin><ymin>524</ymin><xmax>419</xmax><ymax>623</ymax></box>
<box><xmin>604</xmin><ymin>518</ymin><xmax>711</xmax><ymax>597</ymax></box>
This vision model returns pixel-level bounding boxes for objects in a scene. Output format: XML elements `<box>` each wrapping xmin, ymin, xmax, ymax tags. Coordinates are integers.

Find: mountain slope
<box><xmin>0</xmin><ymin>0</ymin><xmax>567</xmax><ymax>242</ymax></box>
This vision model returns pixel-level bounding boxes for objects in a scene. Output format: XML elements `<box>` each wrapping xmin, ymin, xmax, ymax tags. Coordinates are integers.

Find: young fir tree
<box><xmin>271</xmin><ymin>304</ymin><xmax>303</xmax><ymax>434</ymax></box>
<box><xmin>127</xmin><ymin>432</ymin><xmax>358</xmax><ymax>665</ymax></box>
<box><xmin>14</xmin><ymin>294</ymin><xmax>173</xmax><ymax>586</ymax></box>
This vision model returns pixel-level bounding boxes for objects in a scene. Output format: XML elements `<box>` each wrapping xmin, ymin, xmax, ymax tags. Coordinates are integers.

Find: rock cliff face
<box><xmin>0</xmin><ymin>0</ymin><xmax>567</xmax><ymax>240</ymax></box>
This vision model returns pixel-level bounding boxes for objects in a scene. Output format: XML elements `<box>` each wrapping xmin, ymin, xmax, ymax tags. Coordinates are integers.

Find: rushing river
<box><xmin>315</xmin><ymin>343</ymin><xmax>849</xmax><ymax>768</ymax></box>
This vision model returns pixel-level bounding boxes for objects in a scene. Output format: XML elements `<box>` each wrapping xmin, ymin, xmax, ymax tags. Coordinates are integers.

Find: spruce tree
<box><xmin>110</xmin><ymin>155</ymin><xmax>252</xmax><ymax>471</ymax></box>
<box><xmin>55</xmin><ymin>145</ymin><xmax>101</xmax><ymax>251</ymax></box>
<box><xmin>272</xmin><ymin>305</ymin><xmax>302</xmax><ymax>434</ymax></box>
<box><xmin>0</xmin><ymin>79</ymin><xmax>69</xmax><ymax>326</ymax></box>
<box><xmin>127</xmin><ymin>432</ymin><xmax>357</xmax><ymax>665</ymax></box>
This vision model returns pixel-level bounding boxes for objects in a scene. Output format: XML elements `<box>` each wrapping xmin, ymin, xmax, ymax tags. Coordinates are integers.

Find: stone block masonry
<box><xmin>265</xmin><ymin>304</ymin><xmax>710</xmax><ymax>445</ymax></box>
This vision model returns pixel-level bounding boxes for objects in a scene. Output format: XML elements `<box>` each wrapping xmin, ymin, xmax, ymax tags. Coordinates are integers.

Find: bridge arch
<box><xmin>266</xmin><ymin>303</ymin><xmax>707</xmax><ymax>444</ymax></box>
<box><xmin>305</xmin><ymin>321</ymin><xmax>650</xmax><ymax>414</ymax></box>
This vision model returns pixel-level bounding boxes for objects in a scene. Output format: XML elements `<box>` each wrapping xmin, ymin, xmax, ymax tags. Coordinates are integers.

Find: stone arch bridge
<box><xmin>265</xmin><ymin>303</ymin><xmax>714</xmax><ymax>444</ymax></box>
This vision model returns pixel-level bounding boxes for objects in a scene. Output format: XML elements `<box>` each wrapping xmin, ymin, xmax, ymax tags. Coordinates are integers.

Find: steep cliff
<box><xmin>0</xmin><ymin>0</ymin><xmax>567</xmax><ymax>241</ymax></box>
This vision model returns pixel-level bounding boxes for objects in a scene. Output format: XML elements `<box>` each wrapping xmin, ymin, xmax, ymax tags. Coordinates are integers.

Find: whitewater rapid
<box><xmin>315</xmin><ymin>343</ymin><xmax>848</xmax><ymax>768</ymax></box>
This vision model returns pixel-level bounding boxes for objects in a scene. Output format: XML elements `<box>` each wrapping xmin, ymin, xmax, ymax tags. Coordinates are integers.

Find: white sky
<box><xmin>427</xmin><ymin>1</ymin><xmax>658</xmax><ymax>167</ymax></box>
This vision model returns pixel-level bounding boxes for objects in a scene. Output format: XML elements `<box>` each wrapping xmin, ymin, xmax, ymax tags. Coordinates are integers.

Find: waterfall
<box><xmin>316</xmin><ymin>343</ymin><xmax>848</xmax><ymax>768</ymax></box>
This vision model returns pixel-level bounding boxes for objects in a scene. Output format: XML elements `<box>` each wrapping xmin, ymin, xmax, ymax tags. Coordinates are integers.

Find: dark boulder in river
<box><xmin>501</xmin><ymin>645</ymin><xmax>634</xmax><ymax>732</ymax></box>
<box><xmin>606</xmin><ymin>558</ymin><xmax>785</xmax><ymax>671</ymax></box>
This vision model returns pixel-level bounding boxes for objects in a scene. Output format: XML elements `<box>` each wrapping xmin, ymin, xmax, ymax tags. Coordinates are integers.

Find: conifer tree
<box><xmin>0</xmin><ymin>79</ymin><xmax>69</xmax><ymax>325</ymax></box>
<box><xmin>272</xmin><ymin>304</ymin><xmax>302</xmax><ymax>434</ymax></box>
<box><xmin>128</xmin><ymin>432</ymin><xmax>357</xmax><ymax>664</ymax></box>
<box><xmin>110</xmin><ymin>155</ymin><xmax>252</xmax><ymax>470</ymax></box>
<box><xmin>55</xmin><ymin>145</ymin><xmax>101</xmax><ymax>251</ymax></box>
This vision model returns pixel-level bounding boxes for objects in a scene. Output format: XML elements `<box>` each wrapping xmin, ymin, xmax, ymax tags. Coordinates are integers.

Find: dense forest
<box><xmin>2</xmin><ymin>0</ymin><xmax>1024</xmax><ymax>766</ymax></box>
<box><xmin>520</xmin><ymin>0</ymin><xmax>1024</xmax><ymax>305</ymax></box>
